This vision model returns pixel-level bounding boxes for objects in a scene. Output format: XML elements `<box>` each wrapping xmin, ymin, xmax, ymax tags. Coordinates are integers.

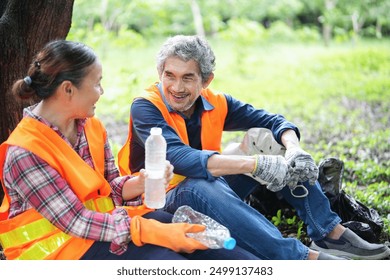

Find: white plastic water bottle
<box><xmin>172</xmin><ymin>205</ymin><xmax>236</xmax><ymax>250</ymax></box>
<box><xmin>144</xmin><ymin>127</ymin><xmax>167</xmax><ymax>209</ymax></box>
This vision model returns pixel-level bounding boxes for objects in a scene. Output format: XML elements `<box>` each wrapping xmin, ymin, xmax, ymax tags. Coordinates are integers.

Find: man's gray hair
<box><xmin>156</xmin><ymin>35</ymin><xmax>216</xmax><ymax>83</ymax></box>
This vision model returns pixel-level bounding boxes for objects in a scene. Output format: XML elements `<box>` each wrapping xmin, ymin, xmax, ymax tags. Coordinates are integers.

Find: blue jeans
<box><xmin>81</xmin><ymin>210</ymin><xmax>258</xmax><ymax>260</ymax></box>
<box><xmin>164</xmin><ymin>175</ymin><xmax>341</xmax><ymax>260</ymax></box>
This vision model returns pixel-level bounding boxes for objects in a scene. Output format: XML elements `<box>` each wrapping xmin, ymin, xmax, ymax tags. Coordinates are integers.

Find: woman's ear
<box><xmin>61</xmin><ymin>80</ymin><xmax>73</xmax><ymax>95</ymax></box>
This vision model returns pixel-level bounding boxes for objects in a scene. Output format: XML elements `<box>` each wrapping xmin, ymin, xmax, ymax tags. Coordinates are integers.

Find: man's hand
<box><xmin>163</xmin><ymin>160</ymin><xmax>174</xmax><ymax>189</ymax></box>
<box><xmin>285</xmin><ymin>146</ymin><xmax>318</xmax><ymax>187</ymax></box>
<box><xmin>252</xmin><ymin>155</ymin><xmax>290</xmax><ymax>192</ymax></box>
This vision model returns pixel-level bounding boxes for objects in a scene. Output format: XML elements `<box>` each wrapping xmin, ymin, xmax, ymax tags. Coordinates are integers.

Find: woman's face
<box><xmin>71</xmin><ymin>60</ymin><xmax>104</xmax><ymax>118</ymax></box>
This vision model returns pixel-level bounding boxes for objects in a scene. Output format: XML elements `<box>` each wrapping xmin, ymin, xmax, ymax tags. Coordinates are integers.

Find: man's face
<box><xmin>160</xmin><ymin>56</ymin><xmax>206</xmax><ymax>118</ymax></box>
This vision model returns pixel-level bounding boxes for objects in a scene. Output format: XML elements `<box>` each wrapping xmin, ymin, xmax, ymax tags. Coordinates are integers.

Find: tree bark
<box><xmin>0</xmin><ymin>0</ymin><xmax>75</xmax><ymax>202</ymax></box>
<box><xmin>375</xmin><ymin>20</ymin><xmax>382</xmax><ymax>39</ymax></box>
<box><xmin>322</xmin><ymin>0</ymin><xmax>337</xmax><ymax>47</ymax></box>
<box><xmin>190</xmin><ymin>0</ymin><xmax>205</xmax><ymax>38</ymax></box>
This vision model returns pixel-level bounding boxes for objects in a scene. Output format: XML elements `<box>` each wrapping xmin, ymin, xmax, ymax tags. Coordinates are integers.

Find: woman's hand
<box><xmin>122</xmin><ymin>171</ymin><xmax>146</xmax><ymax>200</ymax></box>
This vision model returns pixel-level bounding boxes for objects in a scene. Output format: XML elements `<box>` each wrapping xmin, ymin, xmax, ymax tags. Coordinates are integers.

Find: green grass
<box><xmin>93</xmin><ymin>37</ymin><xmax>390</xmax><ymax>243</ymax></box>
<box><xmin>95</xmin><ymin>38</ymin><xmax>390</xmax><ymax>121</ymax></box>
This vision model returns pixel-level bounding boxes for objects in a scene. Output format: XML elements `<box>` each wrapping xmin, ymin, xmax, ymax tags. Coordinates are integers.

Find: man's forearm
<box><xmin>281</xmin><ymin>129</ymin><xmax>300</xmax><ymax>149</ymax></box>
<box><xmin>206</xmin><ymin>154</ymin><xmax>256</xmax><ymax>177</ymax></box>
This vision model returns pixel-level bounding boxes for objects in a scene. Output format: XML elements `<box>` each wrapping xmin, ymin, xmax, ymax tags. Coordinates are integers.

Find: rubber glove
<box><xmin>285</xmin><ymin>146</ymin><xmax>319</xmax><ymax>187</ymax></box>
<box><xmin>251</xmin><ymin>154</ymin><xmax>290</xmax><ymax>192</ymax></box>
<box><xmin>130</xmin><ymin>216</ymin><xmax>208</xmax><ymax>253</ymax></box>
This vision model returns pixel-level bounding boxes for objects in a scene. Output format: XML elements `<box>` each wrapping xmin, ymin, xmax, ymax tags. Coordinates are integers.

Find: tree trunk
<box><xmin>322</xmin><ymin>24</ymin><xmax>332</xmax><ymax>47</ymax></box>
<box><xmin>351</xmin><ymin>11</ymin><xmax>365</xmax><ymax>45</ymax></box>
<box><xmin>190</xmin><ymin>0</ymin><xmax>205</xmax><ymax>38</ymax></box>
<box><xmin>322</xmin><ymin>0</ymin><xmax>337</xmax><ymax>47</ymax></box>
<box><xmin>375</xmin><ymin>20</ymin><xmax>382</xmax><ymax>39</ymax></box>
<box><xmin>0</xmin><ymin>0</ymin><xmax>75</xmax><ymax>202</ymax></box>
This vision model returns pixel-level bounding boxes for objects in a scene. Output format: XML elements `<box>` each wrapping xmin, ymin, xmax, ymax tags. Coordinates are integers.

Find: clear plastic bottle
<box><xmin>172</xmin><ymin>205</ymin><xmax>236</xmax><ymax>250</ymax></box>
<box><xmin>144</xmin><ymin>127</ymin><xmax>167</xmax><ymax>209</ymax></box>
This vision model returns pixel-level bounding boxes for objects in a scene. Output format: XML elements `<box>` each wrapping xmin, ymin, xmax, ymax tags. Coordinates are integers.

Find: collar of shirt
<box><xmin>23</xmin><ymin>104</ymin><xmax>87</xmax><ymax>145</ymax></box>
<box><xmin>157</xmin><ymin>82</ymin><xmax>215</xmax><ymax>119</ymax></box>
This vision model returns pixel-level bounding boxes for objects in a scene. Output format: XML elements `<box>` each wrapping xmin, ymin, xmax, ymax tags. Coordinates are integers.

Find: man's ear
<box><xmin>202</xmin><ymin>72</ymin><xmax>214</xmax><ymax>89</ymax></box>
<box><xmin>158</xmin><ymin>67</ymin><xmax>163</xmax><ymax>81</ymax></box>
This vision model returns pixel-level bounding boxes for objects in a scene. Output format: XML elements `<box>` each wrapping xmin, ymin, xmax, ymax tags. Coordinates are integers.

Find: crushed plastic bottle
<box><xmin>172</xmin><ymin>205</ymin><xmax>236</xmax><ymax>250</ymax></box>
<box><xmin>144</xmin><ymin>127</ymin><xmax>167</xmax><ymax>209</ymax></box>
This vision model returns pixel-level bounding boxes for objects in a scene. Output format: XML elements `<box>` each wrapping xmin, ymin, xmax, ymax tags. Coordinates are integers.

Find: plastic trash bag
<box><xmin>317</xmin><ymin>157</ymin><xmax>344</xmax><ymax>197</ymax></box>
<box><xmin>342</xmin><ymin>221</ymin><xmax>379</xmax><ymax>244</ymax></box>
<box><xmin>318</xmin><ymin>157</ymin><xmax>383</xmax><ymax>243</ymax></box>
<box><xmin>329</xmin><ymin>190</ymin><xmax>383</xmax><ymax>243</ymax></box>
<box><xmin>246</xmin><ymin>186</ymin><xmax>289</xmax><ymax>217</ymax></box>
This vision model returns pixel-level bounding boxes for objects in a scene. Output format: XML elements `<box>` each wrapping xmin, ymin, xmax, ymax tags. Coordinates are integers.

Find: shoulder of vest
<box><xmin>86</xmin><ymin>117</ymin><xmax>105</xmax><ymax>130</ymax></box>
<box><xmin>202</xmin><ymin>88</ymin><xmax>225</xmax><ymax>98</ymax></box>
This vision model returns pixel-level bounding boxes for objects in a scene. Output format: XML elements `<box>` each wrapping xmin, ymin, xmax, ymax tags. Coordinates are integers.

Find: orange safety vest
<box><xmin>0</xmin><ymin>117</ymin><xmax>152</xmax><ymax>260</ymax></box>
<box><xmin>118</xmin><ymin>83</ymin><xmax>228</xmax><ymax>191</ymax></box>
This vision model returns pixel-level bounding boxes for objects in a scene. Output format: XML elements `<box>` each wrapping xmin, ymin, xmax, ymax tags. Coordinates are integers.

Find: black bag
<box><xmin>327</xmin><ymin>190</ymin><xmax>383</xmax><ymax>243</ymax></box>
<box><xmin>318</xmin><ymin>158</ymin><xmax>383</xmax><ymax>243</ymax></box>
<box><xmin>246</xmin><ymin>186</ymin><xmax>289</xmax><ymax>218</ymax></box>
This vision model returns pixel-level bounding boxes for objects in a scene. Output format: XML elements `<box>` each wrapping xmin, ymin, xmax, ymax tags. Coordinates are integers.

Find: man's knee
<box><xmin>143</xmin><ymin>210</ymin><xmax>173</xmax><ymax>223</ymax></box>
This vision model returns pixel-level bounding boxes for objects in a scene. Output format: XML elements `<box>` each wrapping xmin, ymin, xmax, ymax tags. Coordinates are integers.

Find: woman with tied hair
<box><xmin>0</xmin><ymin>40</ymin><xmax>258</xmax><ymax>260</ymax></box>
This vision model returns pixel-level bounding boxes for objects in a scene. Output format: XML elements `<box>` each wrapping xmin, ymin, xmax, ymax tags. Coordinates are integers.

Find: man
<box><xmin>118</xmin><ymin>35</ymin><xmax>390</xmax><ymax>260</ymax></box>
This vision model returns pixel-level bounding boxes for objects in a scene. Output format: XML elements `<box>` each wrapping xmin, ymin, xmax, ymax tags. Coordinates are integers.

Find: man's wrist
<box><xmin>251</xmin><ymin>155</ymin><xmax>259</xmax><ymax>175</ymax></box>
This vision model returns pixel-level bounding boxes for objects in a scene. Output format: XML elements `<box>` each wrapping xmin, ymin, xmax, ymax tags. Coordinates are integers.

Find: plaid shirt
<box><xmin>2</xmin><ymin>105</ymin><xmax>142</xmax><ymax>255</ymax></box>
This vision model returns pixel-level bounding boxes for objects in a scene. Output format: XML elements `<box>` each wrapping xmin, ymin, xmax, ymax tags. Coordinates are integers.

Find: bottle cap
<box><xmin>150</xmin><ymin>127</ymin><xmax>162</xmax><ymax>135</ymax></box>
<box><xmin>223</xmin><ymin>237</ymin><xmax>236</xmax><ymax>250</ymax></box>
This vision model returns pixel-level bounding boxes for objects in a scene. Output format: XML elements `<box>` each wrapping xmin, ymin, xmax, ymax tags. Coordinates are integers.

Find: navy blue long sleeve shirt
<box><xmin>129</xmin><ymin>84</ymin><xmax>300</xmax><ymax>181</ymax></box>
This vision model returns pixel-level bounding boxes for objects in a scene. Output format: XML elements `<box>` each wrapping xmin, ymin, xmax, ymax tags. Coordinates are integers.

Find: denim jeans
<box><xmin>164</xmin><ymin>175</ymin><xmax>341</xmax><ymax>260</ymax></box>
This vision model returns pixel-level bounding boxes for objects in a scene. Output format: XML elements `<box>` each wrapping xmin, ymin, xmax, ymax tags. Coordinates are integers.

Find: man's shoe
<box><xmin>310</xmin><ymin>228</ymin><xmax>390</xmax><ymax>260</ymax></box>
<box><xmin>317</xmin><ymin>252</ymin><xmax>349</xmax><ymax>260</ymax></box>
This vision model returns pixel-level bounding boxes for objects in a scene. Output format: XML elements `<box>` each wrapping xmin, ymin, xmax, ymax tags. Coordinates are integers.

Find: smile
<box><xmin>171</xmin><ymin>92</ymin><xmax>189</xmax><ymax>100</ymax></box>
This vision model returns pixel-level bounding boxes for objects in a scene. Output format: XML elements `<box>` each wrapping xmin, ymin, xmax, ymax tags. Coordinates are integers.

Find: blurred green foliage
<box><xmin>69</xmin><ymin>0</ymin><xmax>390</xmax><ymax>40</ymax></box>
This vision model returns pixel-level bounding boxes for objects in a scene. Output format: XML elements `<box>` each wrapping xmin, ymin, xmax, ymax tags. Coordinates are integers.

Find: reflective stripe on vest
<box><xmin>0</xmin><ymin>196</ymin><xmax>114</xmax><ymax>260</ymax></box>
<box><xmin>17</xmin><ymin>231</ymin><xmax>71</xmax><ymax>260</ymax></box>
<box><xmin>83</xmin><ymin>196</ymin><xmax>115</xmax><ymax>213</ymax></box>
<box><xmin>0</xmin><ymin>216</ymin><xmax>60</xmax><ymax>249</ymax></box>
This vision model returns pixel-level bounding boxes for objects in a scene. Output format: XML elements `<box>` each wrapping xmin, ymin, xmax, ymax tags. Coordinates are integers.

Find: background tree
<box><xmin>190</xmin><ymin>0</ymin><xmax>205</xmax><ymax>37</ymax></box>
<box><xmin>0</xmin><ymin>0</ymin><xmax>75</xmax><ymax>201</ymax></box>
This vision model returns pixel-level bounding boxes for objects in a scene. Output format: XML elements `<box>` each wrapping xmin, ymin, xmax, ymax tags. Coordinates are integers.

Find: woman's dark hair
<box><xmin>12</xmin><ymin>40</ymin><xmax>97</xmax><ymax>100</ymax></box>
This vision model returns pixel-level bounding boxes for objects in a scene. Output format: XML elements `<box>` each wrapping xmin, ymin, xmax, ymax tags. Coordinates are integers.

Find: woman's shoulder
<box><xmin>5</xmin><ymin>145</ymin><xmax>36</xmax><ymax>164</ymax></box>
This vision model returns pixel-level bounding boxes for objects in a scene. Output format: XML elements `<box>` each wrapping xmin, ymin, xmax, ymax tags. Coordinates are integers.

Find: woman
<box><xmin>0</xmin><ymin>40</ymin><xmax>257</xmax><ymax>260</ymax></box>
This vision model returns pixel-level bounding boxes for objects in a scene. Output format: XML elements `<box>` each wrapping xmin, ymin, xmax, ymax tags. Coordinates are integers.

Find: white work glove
<box><xmin>251</xmin><ymin>155</ymin><xmax>291</xmax><ymax>192</ymax></box>
<box><xmin>285</xmin><ymin>146</ymin><xmax>319</xmax><ymax>188</ymax></box>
